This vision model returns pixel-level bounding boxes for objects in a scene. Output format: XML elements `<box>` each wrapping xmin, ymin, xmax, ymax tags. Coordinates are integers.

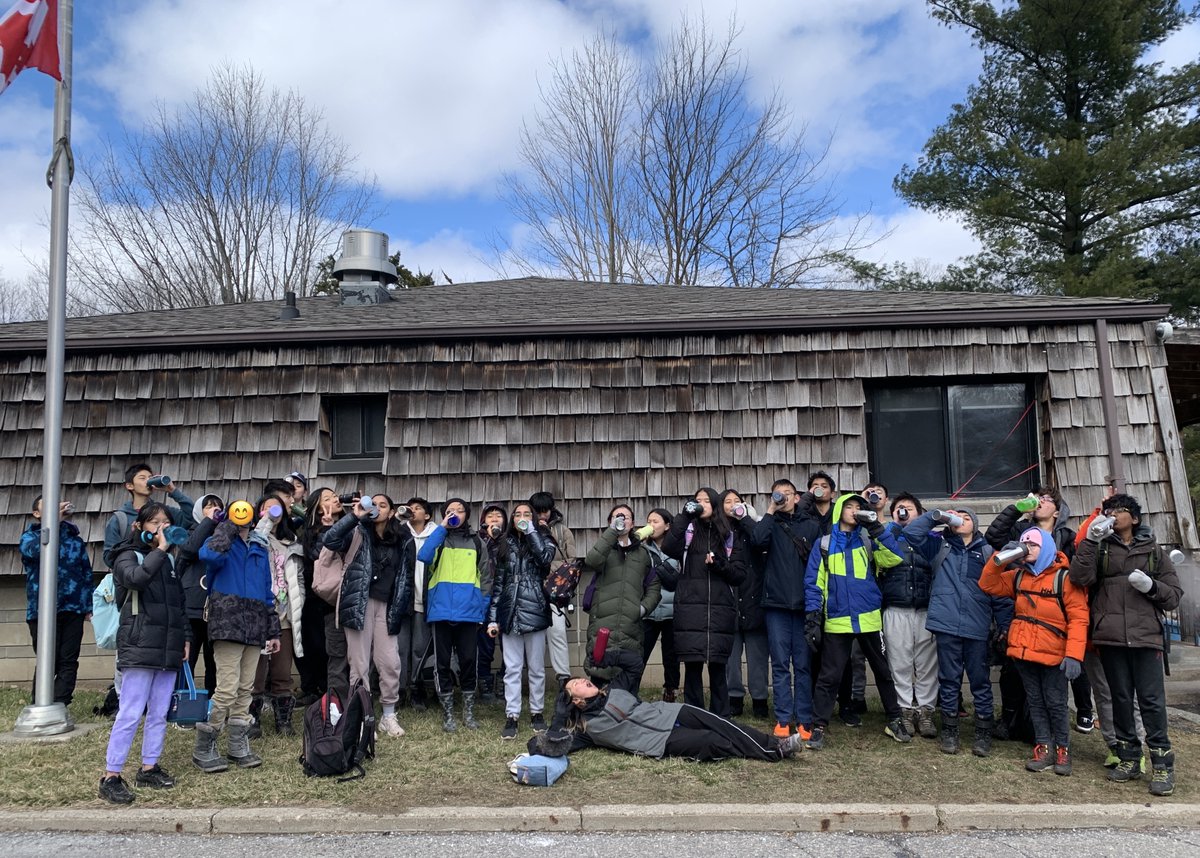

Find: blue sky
<box><xmin>2</xmin><ymin>0</ymin><xmax>1197</xmax><ymax>292</ymax></box>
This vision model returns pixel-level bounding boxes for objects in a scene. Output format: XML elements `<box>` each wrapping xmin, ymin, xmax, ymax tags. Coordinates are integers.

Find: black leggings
<box><xmin>663</xmin><ymin>704</ymin><xmax>782</xmax><ymax>762</ymax></box>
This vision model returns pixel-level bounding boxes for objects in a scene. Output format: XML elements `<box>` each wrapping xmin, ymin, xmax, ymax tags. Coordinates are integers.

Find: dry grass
<box><xmin>0</xmin><ymin>686</ymin><xmax>1197</xmax><ymax>809</ymax></box>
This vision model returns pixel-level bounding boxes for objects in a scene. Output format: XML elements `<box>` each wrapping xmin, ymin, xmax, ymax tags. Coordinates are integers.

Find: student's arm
<box><xmin>984</xmin><ymin>504</ymin><xmax>1021</xmax><ymax>551</ymax></box>
<box><xmin>19</xmin><ymin>526</ymin><xmax>39</xmax><ymax>563</ymax></box>
<box><xmin>1145</xmin><ymin>547</ymin><xmax>1183</xmax><ymax>613</ymax></box>
<box><xmin>1063</xmin><ymin>574</ymin><xmax>1090</xmax><ymax>662</ymax></box>
<box><xmin>977</xmin><ymin>554</ymin><xmax>1016</xmax><ymax>599</ymax></box>
<box><xmin>749</xmin><ymin>514</ymin><xmax>775</xmax><ymax>550</ymax></box>
<box><xmin>320</xmin><ymin>513</ymin><xmax>360</xmax><ymax>553</ymax></box>
<box><xmin>640</xmin><ymin>552</ymin><xmax>662</xmax><ymax>616</ymax></box>
<box><xmin>102</xmin><ymin>514</ymin><xmax>124</xmax><ymax>569</ymax></box>
<box><xmin>870</xmin><ymin>526</ymin><xmax>904</xmax><ymax>569</ymax></box>
<box><xmin>584</xmin><ymin>527</ymin><xmax>619</xmax><ymax>572</ymax></box>
<box><xmin>169</xmin><ymin>488</ymin><xmax>196</xmax><ymax>529</ymax></box>
<box><xmin>476</xmin><ymin>537</ymin><xmax>493</xmax><ymax>607</ymax></box>
<box><xmin>804</xmin><ymin>543</ymin><xmax>824</xmax><ymax>614</ymax></box>
<box><xmin>180</xmin><ymin>517</ymin><xmax>217</xmax><ymax>561</ymax></box>
<box><xmin>660</xmin><ymin>513</ymin><xmax>690</xmax><ymax>561</ymax></box>
<box><xmin>417</xmin><ymin>525</ymin><xmax>447</xmax><ymax>565</ymax></box>
<box><xmin>600</xmin><ymin>648</ymin><xmax>647</xmax><ymax>694</ymax></box>
<box><xmin>115</xmin><ymin>546</ymin><xmax>170</xmax><ymax>592</ymax></box>
<box><xmin>1068</xmin><ymin>534</ymin><xmax>1100</xmax><ymax>589</ymax></box>
<box><xmin>901</xmin><ymin>512</ymin><xmax>940</xmax><ymax>560</ymax></box>
<box><xmin>527</xmin><ymin>527</ymin><xmax>558</xmax><ymax>570</ymax></box>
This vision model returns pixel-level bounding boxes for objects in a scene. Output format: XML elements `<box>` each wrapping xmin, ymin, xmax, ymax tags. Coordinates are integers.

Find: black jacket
<box><xmin>751</xmin><ymin>509</ymin><xmax>820</xmax><ymax>612</ymax></box>
<box><xmin>112</xmin><ymin>538</ymin><xmax>190</xmax><ymax>672</ymax></box>
<box><xmin>489</xmin><ymin>527</ymin><xmax>555</xmax><ymax>635</ymax></box>
<box><xmin>663</xmin><ymin>515</ymin><xmax>746</xmax><ymax>662</ymax></box>
<box><xmin>985</xmin><ymin>500</ymin><xmax>1077</xmax><ymax>560</ymax></box>
<box><xmin>177</xmin><ymin>517</ymin><xmax>216</xmax><ymax>619</ymax></box>
<box><xmin>730</xmin><ymin>517</ymin><xmax>766</xmax><ymax>631</ymax></box>
<box><xmin>878</xmin><ymin>522</ymin><xmax>934</xmax><ymax>609</ymax></box>
<box><xmin>322</xmin><ymin>513</ymin><xmax>415</xmax><ymax>635</ymax></box>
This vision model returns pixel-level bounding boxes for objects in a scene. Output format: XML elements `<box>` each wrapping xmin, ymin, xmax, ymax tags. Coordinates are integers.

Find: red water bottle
<box><xmin>593</xmin><ymin>627</ymin><xmax>611</xmax><ymax>665</ymax></box>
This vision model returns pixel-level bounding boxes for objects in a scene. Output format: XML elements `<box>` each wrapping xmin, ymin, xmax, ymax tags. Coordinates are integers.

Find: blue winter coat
<box><xmin>903</xmin><ymin>512</ymin><xmax>1012</xmax><ymax>641</ymax></box>
<box><xmin>20</xmin><ymin>520</ymin><xmax>95</xmax><ymax>620</ymax></box>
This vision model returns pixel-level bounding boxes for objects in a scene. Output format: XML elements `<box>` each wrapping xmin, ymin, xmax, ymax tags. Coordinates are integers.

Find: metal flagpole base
<box><xmin>13</xmin><ymin>702</ymin><xmax>73</xmax><ymax>737</ymax></box>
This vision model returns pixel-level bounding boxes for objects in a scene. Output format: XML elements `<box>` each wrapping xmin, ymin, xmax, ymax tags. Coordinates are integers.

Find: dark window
<box><xmin>865</xmin><ymin>381</ymin><xmax>1037</xmax><ymax>497</ymax></box>
<box><xmin>320</xmin><ymin>395</ymin><xmax>386</xmax><ymax>473</ymax></box>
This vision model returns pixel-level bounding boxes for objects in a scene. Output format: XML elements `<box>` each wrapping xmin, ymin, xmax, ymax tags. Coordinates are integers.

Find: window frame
<box><xmin>319</xmin><ymin>393</ymin><xmax>387</xmax><ymax>475</ymax></box>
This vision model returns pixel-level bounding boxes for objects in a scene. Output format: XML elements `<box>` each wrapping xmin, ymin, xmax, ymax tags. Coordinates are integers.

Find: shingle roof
<box><xmin>0</xmin><ymin>276</ymin><xmax>1167</xmax><ymax>353</ymax></box>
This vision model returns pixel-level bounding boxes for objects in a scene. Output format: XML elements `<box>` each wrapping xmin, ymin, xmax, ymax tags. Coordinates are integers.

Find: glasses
<box><xmin>1107</xmin><ymin>507</ymin><xmax>1132</xmax><ymax>515</ymax></box>
<box><xmin>1038</xmin><ymin>495</ymin><xmax>1055</xmax><ymax>503</ymax></box>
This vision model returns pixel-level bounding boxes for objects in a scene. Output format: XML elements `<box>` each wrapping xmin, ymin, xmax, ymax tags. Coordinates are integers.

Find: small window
<box><xmin>320</xmin><ymin>395</ymin><xmax>386</xmax><ymax>474</ymax></box>
<box><xmin>865</xmin><ymin>381</ymin><xmax>1038</xmax><ymax>498</ymax></box>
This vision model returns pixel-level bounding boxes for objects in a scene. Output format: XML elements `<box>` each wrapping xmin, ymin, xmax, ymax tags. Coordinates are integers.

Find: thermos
<box><xmin>683</xmin><ymin>500</ymin><xmax>702</xmax><ymax>516</ymax></box>
<box><xmin>812</xmin><ymin>487</ymin><xmax>825</xmax><ymax>499</ymax></box>
<box><xmin>996</xmin><ymin>544</ymin><xmax>1028</xmax><ymax>565</ymax></box>
<box><xmin>897</xmin><ymin>507</ymin><xmax>910</xmax><ymax>522</ymax></box>
<box><xmin>933</xmin><ymin>510</ymin><xmax>964</xmax><ymax>527</ymax></box>
<box><xmin>771</xmin><ymin>490</ymin><xmax>786</xmax><ymax>504</ymax></box>
<box><xmin>866</xmin><ymin>491</ymin><xmax>882</xmax><ymax>505</ymax></box>
<box><xmin>731</xmin><ymin>502</ymin><xmax>747</xmax><ymax>519</ymax></box>
<box><xmin>358</xmin><ymin>496</ymin><xmax>379</xmax><ymax>520</ymax></box>
<box><xmin>394</xmin><ymin>505</ymin><xmax>413</xmax><ymax>520</ymax></box>
<box><xmin>855</xmin><ymin>509</ymin><xmax>877</xmax><ymax>524</ymax></box>
<box><xmin>338</xmin><ymin>493</ymin><xmax>359</xmax><ymax>506</ymax></box>
<box><xmin>147</xmin><ymin>475</ymin><xmax>171</xmax><ymax>489</ymax></box>
<box><xmin>446</xmin><ymin>513</ymin><xmax>462</xmax><ymax>528</ymax></box>
<box><xmin>612</xmin><ymin>514</ymin><xmax>627</xmax><ymax>533</ymax></box>
<box><xmin>1089</xmin><ymin>515</ymin><xmax>1116</xmax><ymax>541</ymax></box>
<box><xmin>516</xmin><ymin>519</ymin><xmax>533</xmax><ymax>534</ymax></box>
<box><xmin>593</xmin><ymin>627</ymin><xmax>611</xmax><ymax>665</ymax></box>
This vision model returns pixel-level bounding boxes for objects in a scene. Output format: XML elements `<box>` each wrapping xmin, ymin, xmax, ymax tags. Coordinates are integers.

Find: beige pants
<box><xmin>344</xmin><ymin>597</ymin><xmax>402</xmax><ymax>707</ymax></box>
<box><xmin>210</xmin><ymin>640</ymin><xmax>261</xmax><ymax>727</ymax></box>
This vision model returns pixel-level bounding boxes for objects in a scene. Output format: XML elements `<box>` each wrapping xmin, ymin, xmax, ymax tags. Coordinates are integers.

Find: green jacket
<box><xmin>584</xmin><ymin>528</ymin><xmax>661</xmax><ymax>659</ymax></box>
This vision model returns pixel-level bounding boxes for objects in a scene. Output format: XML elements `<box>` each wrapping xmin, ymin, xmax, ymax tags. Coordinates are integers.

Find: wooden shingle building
<box><xmin>0</xmin><ymin>273</ymin><xmax>1194</xmax><ymax>680</ymax></box>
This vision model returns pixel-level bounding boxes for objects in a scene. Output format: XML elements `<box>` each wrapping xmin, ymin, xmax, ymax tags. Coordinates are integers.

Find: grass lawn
<box><xmin>0</xmin><ymin>686</ymin><xmax>1197</xmax><ymax>810</ymax></box>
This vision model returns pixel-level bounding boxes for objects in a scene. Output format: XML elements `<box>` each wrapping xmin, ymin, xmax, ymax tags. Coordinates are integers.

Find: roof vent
<box><xmin>279</xmin><ymin>290</ymin><xmax>300</xmax><ymax>320</ymax></box>
<box><xmin>333</xmin><ymin>229</ymin><xmax>398</xmax><ymax>305</ymax></box>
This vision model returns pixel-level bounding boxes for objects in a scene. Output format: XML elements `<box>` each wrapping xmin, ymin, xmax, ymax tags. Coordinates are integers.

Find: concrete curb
<box><xmin>0</xmin><ymin>802</ymin><xmax>1198</xmax><ymax>834</ymax></box>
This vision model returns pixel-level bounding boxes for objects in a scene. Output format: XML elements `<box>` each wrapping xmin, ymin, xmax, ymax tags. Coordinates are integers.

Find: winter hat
<box><xmin>192</xmin><ymin>493</ymin><xmax>224</xmax><ymax>522</ymax></box>
<box><xmin>1018</xmin><ymin>528</ymin><xmax>1044</xmax><ymax>547</ymax></box>
<box><xmin>1021</xmin><ymin>526</ymin><xmax>1056</xmax><ymax>574</ymax></box>
<box><xmin>444</xmin><ymin>497</ymin><xmax>471</xmax><ymax>526</ymax></box>
<box><xmin>955</xmin><ymin>506</ymin><xmax>979</xmax><ymax>532</ymax></box>
<box><xmin>478</xmin><ymin>503</ymin><xmax>509</xmax><ymax>535</ymax></box>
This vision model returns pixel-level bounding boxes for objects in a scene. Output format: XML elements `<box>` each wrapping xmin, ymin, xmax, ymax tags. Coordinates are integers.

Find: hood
<box><xmin>478</xmin><ymin>503</ymin><xmax>509</xmax><ymax>538</ymax></box>
<box><xmin>831</xmin><ymin>493</ymin><xmax>870</xmax><ymax>532</ymax></box>
<box><xmin>1020</xmin><ymin>527</ymin><xmax>1057</xmax><ymax>575</ymax></box>
<box><xmin>407</xmin><ymin>520</ymin><xmax>437</xmax><ymax>540</ymax></box>
<box><xmin>192</xmin><ymin>494</ymin><xmax>224</xmax><ymax>523</ymax></box>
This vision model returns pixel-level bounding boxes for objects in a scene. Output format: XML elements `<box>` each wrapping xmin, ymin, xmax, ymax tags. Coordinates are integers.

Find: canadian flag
<box><xmin>0</xmin><ymin>0</ymin><xmax>60</xmax><ymax>96</ymax></box>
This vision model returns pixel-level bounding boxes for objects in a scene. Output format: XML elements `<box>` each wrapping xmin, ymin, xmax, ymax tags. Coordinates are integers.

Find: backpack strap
<box><xmin>1012</xmin><ymin>565</ymin><xmax>1069</xmax><ymax>638</ymax></box>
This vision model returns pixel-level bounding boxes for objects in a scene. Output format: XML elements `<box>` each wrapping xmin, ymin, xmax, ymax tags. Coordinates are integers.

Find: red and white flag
<box><xmin>0</xmin><ymin>0</ymin><xmax>60</xmax><ymax>96</ymax></box>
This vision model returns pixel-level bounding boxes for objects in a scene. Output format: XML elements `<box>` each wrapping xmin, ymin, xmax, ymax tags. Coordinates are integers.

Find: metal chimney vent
<box><xmin>333</xmin><ymin>229</ymin><xmax>398</xmax><ymax>305</ymax></box>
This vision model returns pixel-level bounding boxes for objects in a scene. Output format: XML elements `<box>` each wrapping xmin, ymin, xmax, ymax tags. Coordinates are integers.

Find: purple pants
<box><xmin>105</xmin><ymin>667</ymin><xmax>177</xmax><ymax>772</ymax></box>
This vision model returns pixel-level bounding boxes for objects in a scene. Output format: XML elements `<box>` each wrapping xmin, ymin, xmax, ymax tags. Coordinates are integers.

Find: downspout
<box><xmin>1094</xmin><ymin>318</ymin><xmax>1126</xmax><ymax>494</ymax></box>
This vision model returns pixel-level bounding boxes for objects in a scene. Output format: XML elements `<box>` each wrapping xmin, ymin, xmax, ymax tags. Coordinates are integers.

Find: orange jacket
<box><xmin>978</xmin><ymin>552</ymin><xmax>1089</xmax><ymax>666</ymax></box>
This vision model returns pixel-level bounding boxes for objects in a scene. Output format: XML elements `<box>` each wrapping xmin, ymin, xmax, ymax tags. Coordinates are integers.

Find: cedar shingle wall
<box><xmin>0</xmin><ymin>319</ymin><xmax>1187</xmax><ymax>575</ymax></box>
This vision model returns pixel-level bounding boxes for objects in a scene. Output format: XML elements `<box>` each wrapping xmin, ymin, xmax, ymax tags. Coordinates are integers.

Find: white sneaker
<box><xmin>378</xmin><ymin>713</ymin><xmax>406</xmax><ymax>737</ymax></box>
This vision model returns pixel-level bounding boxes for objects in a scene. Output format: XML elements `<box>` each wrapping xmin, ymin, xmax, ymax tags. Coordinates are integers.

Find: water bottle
<box><xmin>592</xmin><ymin>627</ymin><xmax>611</xmax><ymax>665</ymax></box>
<box><xmin>446</xmin><ymin>513</ymin><xmax>462</xmax><ymax>528</ymax></box>
<box><xmin>266</xmin><ymin>502</ymin><xmax>284</xmax><ymax>520</ymax></box>
<box><xmin>164</xmin><ymin>525</ymin><xmax>189</xmax><ymax>546</ymax></box>
<box><xmin>147</xmin><ymin>475</ymin><xmax>171</xmax><ymax>489</ymax></box>
<box><xmin>358</xmin><ymin>495</ymin><xmax>379</xmax><ymax>520</ymax></box>
<box><xmin>488</xmin><ymin>524</ymin><xmax>503</xmax><ymax>538</ymax></box>
<box><xmin>731</xmin><ymin>502</ymin><xmax>747</xmax><ymax>519</ymax></box>
<box><xmin>683</xmin><ymin>500</ymin><xmax>702</xmax><ymax>517</ymax></box>
<box><xmin>934</xmin><ymin>510</ymin><xmax>964</xmax><ymax>527</ymax></box>
<box><xmin>1089</xmin><ymin>515</ymin><xmax>1115</xmax><ymax>541</ymax></box>
<box><xmin>866</xmin><ymin>491</ymin><xmax>882</xmax><ymax>506</ymax></box>
<box><xmin>139</xmin><ymin>529</ymin><xmax>157</xmax><ymax>546</ymax></box>
<box><xmin>394</xmin><ymin>505</ymin><xmax>413</xmax><ymax>520</ymax></box>
<box><xmin>612</xmin><ymin>514</ymin><xmax>627</xmax><ymax>533</ymax></box>
<box><xmin>771</xmin><ymin>490</ymin><xmax>786</xmax><ymax>505</ymax></box>
<box><xmin>1169</xmin><ymin>549</ymin><xmax>1186</xmax><ymax>565</ymax></box>
<box><xmin>897</xmin><ymin>507</ymin><xmax>910</xmax><ymax>523</ymax></box>
<box><xmin>338</xmin><ymin>493</ymin><xmax>359</xmax><ymax>506</ymax></box>
<box><xmin>996</xmin><ymin>544</ymin><xmax>1028</xmax><ymax>565</ymax></box>
<box><xmin>1015</xmin><ymin>493</ymin><xmax>1039</xmax><ymax>513</ymax></box>
<box><xmin>812</xmin><ymin>487</ymin><xmax>826</xmax><ymax>500</ymax></box>
<box><xmin>854</xmin><ymin>510</ymin><xmax>877</xmax><ymax>524</ymax></box>
<box><xmin>516</xmin><ymin>519</ymin><xmax>533</xmax><ymax>534</ymax></box>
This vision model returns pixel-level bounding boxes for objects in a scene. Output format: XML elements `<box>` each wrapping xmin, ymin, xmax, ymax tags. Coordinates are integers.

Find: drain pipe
<box><xmin>1095</xmin><ymin>318</ymin><xmax>1126</xmax><ymax>494</ymax></box>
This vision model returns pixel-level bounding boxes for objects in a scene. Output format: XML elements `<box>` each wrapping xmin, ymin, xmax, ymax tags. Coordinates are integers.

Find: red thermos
<box><xmin>593</xmin><ymin>627</ymin><xmax>611</xmax><ymax>665</ymax></box>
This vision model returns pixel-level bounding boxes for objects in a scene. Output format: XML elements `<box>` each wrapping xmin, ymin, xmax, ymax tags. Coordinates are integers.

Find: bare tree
<box><xmin>70</xmin><ymin>64</ymin><xmax>379</xmax><ymax>312</ymax></box>
<box><xmin>500</xmin><ymin>18</ymin><xmax>871</xmax><ymax>287</ymax></box>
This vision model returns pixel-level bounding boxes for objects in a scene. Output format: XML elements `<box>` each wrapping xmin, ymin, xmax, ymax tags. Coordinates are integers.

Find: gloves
<box><xmin>206</xmin><ymin>520</ymin><xmax>239</xmax><ymax>554</ymax></box>
<box><xmin>531</xmin><ymin>728</ymin><xmax>573</xmax><ymax>758</ymax></box>
<box><xmin>210</xmin><ymin>507</ymin><xmax>227</xmax><ymax>525</ymax></box>
<box><xmin>1059</xmin><ymin>657</ymin><xmax>1082</xmax><ymax>681</ymax></box>
<box><xmin>804</xmin><ymin>610</ymin><xmax>823</xmax><ymax>652</ymax></box>
<box><xmin>865</xmin><ymin>519</ymin><xmax>885</xmax><ymax>540</ymax></box>
<box><xmin>1128</xmin><ymin>569</ymin><xmax>1154</xmax><ymax>594</ymax></box>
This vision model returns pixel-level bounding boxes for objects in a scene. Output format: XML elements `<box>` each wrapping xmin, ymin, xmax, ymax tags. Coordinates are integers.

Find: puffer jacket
<box><xmin>555</xmin><ymin>648</ymin><xmax>683</xmax><ymax>758</ymax></box>
<box><xmin>905</xmin><ymin>511</ymin><xmax>1012</xmax><ymax>641</ymax></box>
<box><xmin>985</xmin><ymin>498</ymin><xmax>1077</xmax><ymax>559</ymax></box>
<box><xmin>268</xmin><ymin>536</ymin><xmax>307</xmax><ymax>657</ymax></box>
<box><xmin>878</xmin><ymin>521</ymin><xmax>934</xmax><ymax>610</ymax></box>
<box><xmin>1069</xmin><ymin>525</ymin><xmax>1183</xmax><ymax>650</ymax></box>
<box><xmin>200</xmin><ymin>529</ymin><xmax>280</xmax><ymax>646</ymax></box>
<box><xmin>111</xmin><ymin>538</ymin><xmax>190</xmax><ymax>671</ymax></box>
<box><xmin>322</xmin><ymin>513</ymin><xmax>414</xmax><ymax>635</ymax></box>
<box><xmin>178</xmin><ymin>517</ymin><xmax>217</xmax><ymax>619</ymax></box>
<box><xmin>751</xmin><ymin>508</ymin><xmax>820</xmax><ymax>611</ymax></box>
<box><xmin>489</xmin><ymin>525</ymin><xmax>555</xmax><ymax>635</ymax></box>
<box><xmin>730</xmin><ymin>516</ymin><xmax>766</xmax><ymax>631</ymax></box>
<box><xmin>662</xmin><ymin>515</ymin><xmax>746</xmax><ymax>663</ymax></box>
<box><xmin>645</xmin><ymin>542</ymin><xmax>678</xmax><ymax>622</ymax></box>
<box><xmin>804</xmin><ymin>495</ymin><xmax>903</xmax><ymax>633</ymax></box>
<box><xmin>585</xmin><ymin>528</ymin><xmax>661</xmax><ymax>656</ymax></box>
<box><xmin>20</xmin><ymin>519</ymin><xmax>95</xmax><ymax>620</ymax></box>
<box><xmin>979</xmin><ymin>536</ymin><xmax>1088</xmax><ymax>666</ymax></box>
<box><xmin>419</xmin><ymin>524</ymin><xmax>492</xmax><ymax>623</ymax></box>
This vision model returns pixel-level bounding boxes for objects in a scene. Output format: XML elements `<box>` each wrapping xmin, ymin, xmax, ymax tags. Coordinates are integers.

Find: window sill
<box><xmin>318</xmin><ymin>457</ymin><xmax>384</xmax><ymax>476</ymax></box>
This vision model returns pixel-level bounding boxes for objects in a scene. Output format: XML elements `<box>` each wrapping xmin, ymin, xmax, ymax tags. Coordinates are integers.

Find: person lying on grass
<box><xmin>547</xmin><ymin>648</ymin><xmax>802</xmax><ymax>762</ymax></box>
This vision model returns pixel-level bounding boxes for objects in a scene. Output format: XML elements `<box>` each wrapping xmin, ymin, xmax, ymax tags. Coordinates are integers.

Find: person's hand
<box><xmin>58</xmin><ymin>501</ymin><xmax>73</xmax><ymax>518</ymax></box>
<box><xmin>1059</xmin><ymin>656</ymin><xmax>1082</xmax><ymax>681</ymax></box>
<box><xmin>1128</xmin><ymin>569</ymin><xmax>1154</xmax><ymax>594</ymax></box>
<box><xmin>864</xmin><ymin>519</ymin><xmax>885</xmax><ymax>540</ymax></box>
<box><xmin>152</xmin><ymin>528</ymin><xmax>168</xmax><ymax>551</ymax></box>
<box><xmin>264</xmin><ymin>638</ymin><xmax>281</xmax><ymax>655</ymax></box>
<box><xmin>487</xmin><ymin>622</ymin><xmax>499</xmax><ymax>639</ymax></box>
<box><xmin>162</xmin><ymin>479</ymin><xmax>177</xmax><ymax>494</ymax></box>
<box><xmin>183</xmin><ymin>642</ymin><xmax>191</xmax><ymax>663</ymax></box>
<box><xmin>804</xmin><ymin>610</ymin><xmax>823</xmax><ymax>652</ymax></box>
<box><xmin>208</xmin><ymin>506</ymin><xmax>226</xmax><ymax>523</ymax></box>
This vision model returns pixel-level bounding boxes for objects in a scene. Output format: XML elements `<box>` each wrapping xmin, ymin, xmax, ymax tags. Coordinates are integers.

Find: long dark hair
<box><xmin>697</xmin><ymin>487</ymin><xmax>731</xmax><ymax>543</ymax></box>
<box><xmin>371</xmin><ymin>492</ymin><xmax>406</xmax><ymax>543</ymax></box>
<box><xmin>254</xmin><ymin>494</ymin><xmax>296</xmax><ymax>543</ymax></box>
<box><xmin>302</xmin><ymin>486</ymin><xmax>340</xmax><ymax>557</ymax></box>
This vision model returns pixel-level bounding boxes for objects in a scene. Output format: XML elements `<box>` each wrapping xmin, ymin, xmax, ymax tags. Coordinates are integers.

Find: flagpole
<box><xmin>15</xmin><ymin>0</ymin><xmax>73</xmax><ymax>737</ymax></box>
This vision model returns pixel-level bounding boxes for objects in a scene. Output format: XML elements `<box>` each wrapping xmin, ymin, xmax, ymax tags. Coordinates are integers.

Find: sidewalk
<box><xmin>0</xmin><ymin>801</ymin><xmax>1197</xmax><ymax>835</ymax></box>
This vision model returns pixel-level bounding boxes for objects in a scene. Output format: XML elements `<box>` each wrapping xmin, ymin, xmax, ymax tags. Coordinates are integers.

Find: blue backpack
<box><xmin>91</xmin><ymin>551</ymin><xmax>143</xmax><ymax>650</ymax></box>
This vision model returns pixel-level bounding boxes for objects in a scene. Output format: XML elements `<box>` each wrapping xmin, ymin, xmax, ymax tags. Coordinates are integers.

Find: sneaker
<box><xmin>134</xmin><ymin>764</ymin><xmax>175</xmax><ymax>789</ymax></box>
<box><xmin>804</xmin><ymin>725</ymin><xmax>825</xmax><ymax>750</ymax></box>
<box><xmin>773</xmin><ymin>722</ymin><xmax>791</xmax><ymax>739</ymax></box>
<box><xmin>1074</xmin><ymin>713</ymin><xmax>1094</xmax><ymax>734</ymax></box>
<box><xmin>1104</xmin><ymin>747</ymin><xmax>1121</xmax><ymax>768</ymax></box>
<box><xmin>1026</xmin><ymin>743</ymin><xmax>1052</xmax><ymax>772</ymax></box>
<box><xmin>1149</xmin><ymin>750</ymin><xmax>1175</xmax><ymax>797</ymax></box>
<box><xmin>530</xmin><ymin>713</ymin><xmax>547</xmax><ymax>732</ymax></box>
<box><xmin>377</xmin><ymin>713</ymin><xmax>406</xmax><ymax>738</ymax></box>
<box><xmin>916</xmin><ymin>706</ymin><xmax>938</xmax><ymax>739</ymax></box>
<box><xmin>501</xmin><ymin>716</ymin><xmax>519</xmax><ymax>741</ymax></box>
<box><xmin>884</xmin><ymin>717</ymin><xmax>913</xmax><ymax>744</ymax></box>
<box><xmin>779</xmin><ymin>732</ymin><xmax>805</xmax><ymax>759</ymax></box>
<box><xmin>1053</xmin><ymin>745</ymin><xmax>1072</xmax><ymax>776</ymax></box>
<box><xmin>839</xmin><ymin>707</ymin><xmax>862</xmax><ymax>728</ymax></box>
<box><xmin>795</xmin><ymin>723</ymin><xmax>813</xmax><ymax>741</ymax></box>
<box><xmin>99</xmin><ymin>775</ymin><xmax>135</xmax><ymax>805</ymax></box>
<box><xmin>1108</xmin><ymin>757</ymin><xmax>1143</xmax><ymax>782</ymax></box>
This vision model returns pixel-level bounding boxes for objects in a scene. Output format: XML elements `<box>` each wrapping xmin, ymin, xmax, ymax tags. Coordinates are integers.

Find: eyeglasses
<box><xmin>1038</xmin><ymin>495</ymin><xmax>1055</xmax><ymax>503</ymax></box>
<box><xmin>1107</xmin><ymin>507</ymin><xmax>1132</xmax><ymax>515</ymax></box>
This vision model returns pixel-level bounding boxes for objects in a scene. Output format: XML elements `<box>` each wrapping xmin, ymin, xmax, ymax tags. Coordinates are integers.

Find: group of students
<box><xmin>17</xmin><ymin>463</ymin><xmax>1184</xmax><ymax>803</ymax></box>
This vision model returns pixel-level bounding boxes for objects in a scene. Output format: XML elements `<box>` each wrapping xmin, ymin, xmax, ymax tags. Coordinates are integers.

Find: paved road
<box><xmin>7</xmin><ymin>829</ymin><xmax>1200</xmax><ymax>857</ymax></box>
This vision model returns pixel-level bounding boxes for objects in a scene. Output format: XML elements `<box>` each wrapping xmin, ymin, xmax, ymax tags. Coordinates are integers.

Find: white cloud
<box><xmin>1149</xmin><ymin>15</ymin><xmax>1200</xmax><ymax>72</ymax></box>
<box><xmin>389</xmin><ymin>229</ymin><xmax>499</xmax><ymax>285</ymax></box>
<box><xmin>860</xmin><ymin>207</ymin><xmax>980</xmax><ymax>270</ymax></box>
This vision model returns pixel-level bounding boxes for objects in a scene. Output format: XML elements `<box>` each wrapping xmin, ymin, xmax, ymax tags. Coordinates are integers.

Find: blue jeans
<box><xmin>765</xmin><ymin>609</ymin><xmax>812</xmax><ymax>726</ymax></box>
<box><xmin>935</xmin><ymin>633</ymin><xmax>992</xmax><ymax>720</ymax></box>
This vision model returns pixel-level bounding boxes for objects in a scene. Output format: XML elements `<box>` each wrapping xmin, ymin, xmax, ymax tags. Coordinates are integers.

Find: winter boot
<box><xmin>192</xmin><ymin>722</ymin><xmax>229</xmax><ymax>773</ymax></box>
<box><xmin>729</xmin><ymin>696</ymin><xmax>745</xmax><ymax>718</ymax></box>
<box><xmin>917</xmin><ymin>705</ymin><xmax>938</xmax><ymax>739</ymax></box>
<box><xmin>1107</xmin><ymin>741</ymin><xmax>1143</xmax><ymax>783</ymax></box>
<box><xmin>271</xmin><ymin>694</ymin><xmax>296</xmax><ymax>737</ymax></box>
<box><xmin>900</xmin><ymin>708</ymin><xmax>917</xmax><ymax>738</ymax></box>
<box><xmin>972</xmin><ymin>716</ymin><xmax>994</xmax><ymax>758</ymax></box>
<box><xmin>438</xmin><ymin>693</ymin><xmax>458</xmax><ymax>733</ymax></box>
<box><xmin>248</xmin><ymin>693</ymin><xmax>266</xmax><ymax>740</ymax></box>
<box><xmin>411</xmin><ymin>682</ymin><xmax>428</xmax><ymax>713</ymax></box>
<box><xmin>226</xmin><ymin>717</ymin><xmax>262</xmax><ymax>769</ymax></box>
<box><xmin>1149</xmin><ymin>748</ymin><xmax>1176</xmax><ymax>797</ymax></box>
<box><xmin>462</xmin><ymin>690</ymin><xmax>481</xmax><ymax>730</ymax></box>
<box><xmin>752</xmin><ymin>698</ymin><xmax>770</xmax><ymax>719</ymax></box>
<box><xmin>479</xmin><ymin>673</ymin><xmax>498</xmax><ymax>705</ymax></box>
<box><xmin>939</xmin><ymin>714</ymin><xmax>960</xmax><ymax>755</ymax></box>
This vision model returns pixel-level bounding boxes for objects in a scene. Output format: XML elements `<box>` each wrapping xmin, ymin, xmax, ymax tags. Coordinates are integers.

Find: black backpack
<box><xmin>299</xmin><ymin>681</ymin><xmax>376</xmax><ymax>782</ymax></box>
